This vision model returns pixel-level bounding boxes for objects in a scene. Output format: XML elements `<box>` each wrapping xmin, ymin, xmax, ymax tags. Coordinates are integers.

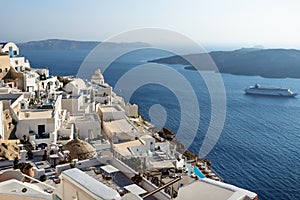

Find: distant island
<box><xmin>18</xmin><ymin>39</ymin><xmax>150</xmax><ymax>50</ymax></box>
<box><xmin>148</xmin><ymin>48</ymin><xmax>300</xmax><ymax>78</ymax></box>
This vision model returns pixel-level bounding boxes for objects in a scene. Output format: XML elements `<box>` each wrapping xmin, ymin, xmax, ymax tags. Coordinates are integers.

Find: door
<box><xmin>38</xmin><ymin>125</ymin><xmax>45</xmax><ymax>136</ymax></box>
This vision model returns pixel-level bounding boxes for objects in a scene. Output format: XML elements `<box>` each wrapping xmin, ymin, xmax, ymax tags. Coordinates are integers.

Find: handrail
<box><xmin>141</xmin><ymin>176</ymin><xmax>181</xmax><ymax>199</ymax></box>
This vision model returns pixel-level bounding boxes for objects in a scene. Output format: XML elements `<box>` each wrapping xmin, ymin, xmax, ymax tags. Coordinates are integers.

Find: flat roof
<box><xmin>100</xmin><ymin>165</ymin><xmax>119</xmax><ymax>174</ymax></box>
<box><xmin>19</xmin><ymin>110</ymin><xmax>53</xmax><ymax>120</ymax></box>
<box><xmin>124</xmin><ymin>184</ymin><xmax>147</xmax><ymax>195</ymax></box>
<box><xmin>104</xmin><ymin>119</ymin><xmax>136</xmax><ymax>134</ymax></box>
<box><xmin>100</xmin><ymin>105</ymin><xmax>122</xmax><ymax>112</ymax></box>
<box><xmin>149</xmin><ymin>160</ymin><xmax>175</xmax><ymax>169</ymax></box>
<box><xmin>62</xmin><ymin>168</ymin><xmax>121</xmax><ymax>200</ymax></box>
<box><xmin>177</xmin><ymin>179</ymin><xmax>233</xmax><ymax>200</ymax></box>
<box><xmin>114</xmin><ymin>140</ymin><xmax>143</xmax><ymax>157</ymax></box>
<box><xmin>176</xmin><ymin>179</ymin><xmax>257</xmax><ymax>200</ymax></box>
<box><xmin>71</xmin><ymin>113</ymin><xmax>100</xmax><ymax>122</ymax></box>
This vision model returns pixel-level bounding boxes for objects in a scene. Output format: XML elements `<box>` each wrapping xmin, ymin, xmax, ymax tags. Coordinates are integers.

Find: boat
<box><xmin>244</xmin><ymin>84</ymin><xmax>297</xmax><ymax>97</ymax></box>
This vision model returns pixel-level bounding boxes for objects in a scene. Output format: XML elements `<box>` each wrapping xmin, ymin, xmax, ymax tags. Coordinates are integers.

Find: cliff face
<box><xmin>149</xmin><ymin>48</ymin><xmax>300</xmax><ymax>78</ymax></box>
<box><xmin>18</xmin><ymin>39</ymin><xmax>99</xmax><ymax>50</ymax></box>
<box><xmin>18</xmin><ymin>39</ymin><xmax>150</xmax><ymax>51</ymax></box>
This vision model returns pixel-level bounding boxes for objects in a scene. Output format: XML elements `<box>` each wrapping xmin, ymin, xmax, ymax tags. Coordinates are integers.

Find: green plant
<box><xmin>70</xmin><ymin>160</ymin><xmax>76</xmax><ymax>168</ymax></box>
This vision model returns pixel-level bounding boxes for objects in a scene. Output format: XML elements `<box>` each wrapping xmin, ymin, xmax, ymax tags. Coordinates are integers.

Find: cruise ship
<box><xmin>244</xmin><ymin>84</ymin><xmax>297</xmax><ymax>97</ymax></box>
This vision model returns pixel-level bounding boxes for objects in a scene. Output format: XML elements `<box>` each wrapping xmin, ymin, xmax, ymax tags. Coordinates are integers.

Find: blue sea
<box><xmin>22</xmin><ymin>49</ymin><xmax>300</xmax><ymax>200</ymax></box>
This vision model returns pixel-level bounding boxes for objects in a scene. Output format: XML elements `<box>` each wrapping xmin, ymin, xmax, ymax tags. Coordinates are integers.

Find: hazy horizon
<box><xmin>12</xmin><ymin>38</ymin><xmax>300</xmax><ymax>52</ymax></box>
<box><xmin>2</xmin><ymin>0</ymin><xmax>300</xmax><ymax>50</ymax></box>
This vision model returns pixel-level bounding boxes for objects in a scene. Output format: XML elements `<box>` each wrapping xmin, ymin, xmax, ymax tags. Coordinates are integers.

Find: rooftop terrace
<box><xmin>19</xmin><ymin>110</ymin><xmax>53</xmax><ymax>120</ymax></box>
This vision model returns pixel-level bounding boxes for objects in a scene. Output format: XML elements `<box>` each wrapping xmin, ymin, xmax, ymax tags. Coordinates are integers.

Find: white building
<box><xmin>0</xmin><ymin>42</ymin><xmax>19</xmax><ymax>57</ymax></box>
<box><xmin>23</xmin><ymin>71</ymin><xmax>37</xmax><ymax>92</ymax></box>
<box><xmin>113</xmin><ymin>135</ymin><xmax>169</xmax><ymax>158</ymax></box>
<box><xmin>130</xmin><ymin>134</ymin><xmax>156</xmax><ymax>155</ymax></box>
<box><xmin>0</xmin><ymin>42</ymin><xmax>62</xmax><ymax>93</ymax></box>
<box><xmin>0</xmin><ymin>42</ymin><xmax>30</xmax><ymax>72</ymax></box>
<box><xmin>99</xmin><ymin>104</ymin><xmax>125</xmax><ymax>122</ymax></box>
<box><xmin>125</xmin><ymin>103</ymin><xmax>138</xmax><ymax>118</ymax></box>
<box><xmin>55</xmin><ymin>168</ymin><xmax>121</xmax><ymax>200</ymax></box>
<box><xmin>90</xmin><ymin>82</ymin><xmax>112</xmax><ymax>105</ymax></box>
<box><xmin>62</xmin><ymin>94</ymin><xmax>95</xmax><ymax>115</ymax></box>
<box><xmin>10</xmin><ymin>56</ymin><xmax>31</xmax><ymax>72</ymax></box>
<box><xmin>34</xmin><ymin>68</ymin><xmax>49</xmax><ymax>78</ymax></box>
<box><xmin>62</xmin><ymin>78</ymin><xmax>96</xmax><ymax>115</ymax></box>
<box><xmin>90</xmin><ymin>69</ymin><xmax>113</xmax><ymax>105</ymax></box>
<box><xmin>64</xmin><ymin>78</ymin><xmax>88</xmax><ymax>96</ymax></box>
<box><xmin>102</xmin><ymin>118</ymin><xmax>143</xmax><ymax>142</ymax></box>
<box><xmin>175</xmin><ymin>178</ymin><xmax>258</xmax><ymax>200</ymax></box>
<box><xmin>0</xmin><ymin>179</ymin><xmax>52</xmax><ymax>200</ymax></box>
<box><xmin>14</xmin><ymin>95</ymin><xmax>74</xmax><ymax>146</ymax></box>
<box><xmin>38</xmin><ymin>75</ymin><xmax>61</xmax><ymax>94</ymax></box>
<box><xmin>113</xmin><ymin>134</ymin><xmax>177</xmax><ymax>171</ymax></box>
<box><xmin>70</xmin><ymin>113</ymin><xmax>102</xmax><ymax>140</ymax></box>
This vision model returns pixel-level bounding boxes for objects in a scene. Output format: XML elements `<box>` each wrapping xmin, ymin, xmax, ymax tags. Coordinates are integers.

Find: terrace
<box><xmin>81</xmin><ymin>165</ymin><xmax>156</xmax><ymax>199</ymax></box>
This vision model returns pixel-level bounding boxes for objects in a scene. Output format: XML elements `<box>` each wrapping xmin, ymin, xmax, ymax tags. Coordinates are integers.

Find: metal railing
<box><xmin>141</xmin><ymin>176</ymin><xmax>181</xmax><ymax>199</ymax></box>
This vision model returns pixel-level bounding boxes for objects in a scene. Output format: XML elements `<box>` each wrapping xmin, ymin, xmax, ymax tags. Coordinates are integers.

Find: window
<box><xmin>5</xmin><ymin>68</ymin><xmax>8</xmax><ymax>72</ymax></box>
<box><xmin>15</xmin><ymin>60</ymin><xmax>18</xmax><ymax>65</ymax></box>
<box><xmin>0</xmin><ymin>69</ymin><xmax>2</xmax><ymax>73</ymax></box>
<box><xmin>38</xmin><ymin>125</ymin><xmax>45</xmax><ymax>135</ymax></box>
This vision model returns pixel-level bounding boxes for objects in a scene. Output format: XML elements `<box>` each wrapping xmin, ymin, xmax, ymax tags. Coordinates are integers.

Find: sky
<box><xmin>2</xmin><ymin>0</ymin><xmax>300</xmax><ymax>49</ymax></box>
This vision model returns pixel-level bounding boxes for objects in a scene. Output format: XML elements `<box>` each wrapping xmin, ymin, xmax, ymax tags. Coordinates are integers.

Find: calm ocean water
<box><xmin>23</xmin><ymin>49</ymin><xmax>300</xmax><ymax>200</ymax></box>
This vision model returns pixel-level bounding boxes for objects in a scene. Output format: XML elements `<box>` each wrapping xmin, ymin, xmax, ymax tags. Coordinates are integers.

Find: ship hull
<box><xmin>244</xmin><ymin>88</ymin><xmax>297</xmax><ymax>97</ymax></box>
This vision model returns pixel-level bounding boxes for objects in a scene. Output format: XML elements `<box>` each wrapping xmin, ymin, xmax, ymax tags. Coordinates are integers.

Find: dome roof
<box><xmin>91</xmin><ymin>69</ymin><xmax>104</xmax><ymax>84</ymax></box>
<box><xmin>62</xmin><ymin>138</ymin><xmax>96</xmax><ymax>160</ymax></box>
<box><xmin>64</xmin><ymin>78</ymin><xmax>87</xmax><ymax>94</ymax></box>
<box><xmin>95</xmin><ymin>69</ymin><xmax>104</xmax><ymax>79</ymax></box>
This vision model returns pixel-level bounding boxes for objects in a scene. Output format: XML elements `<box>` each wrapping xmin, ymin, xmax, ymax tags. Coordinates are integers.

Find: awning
<box><xmin>124</xmin><ymin>184</ymin><xmax>147</xmax><ymax>195</ymax></box>
<box><xmin>100</xmin><ymin>165</ymin><xmax>119</xmax><ymax>174</ymax></box>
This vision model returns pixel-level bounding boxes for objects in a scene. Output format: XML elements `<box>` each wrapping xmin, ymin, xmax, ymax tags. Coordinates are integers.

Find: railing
<box><xmin>141</xmin><ymin>176</ymin><xmax>181</xmax><ymax>199</ymax></box>
<box><xmin>21</xmin><ymin>173</ymin><xmax>56</xmax><ymax>190</ymax></box>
